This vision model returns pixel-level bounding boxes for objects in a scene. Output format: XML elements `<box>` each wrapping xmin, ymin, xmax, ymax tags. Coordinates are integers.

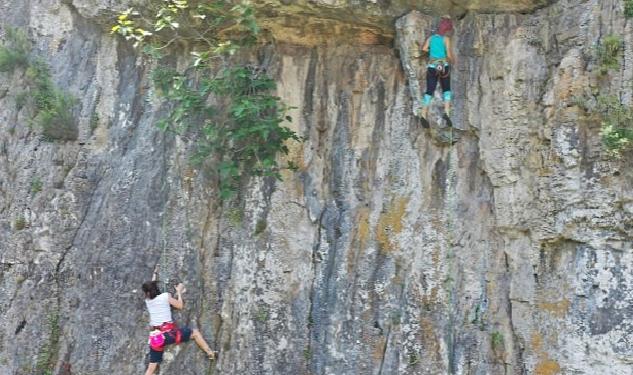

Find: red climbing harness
<box><xmin>149</xmin><ymin>322</ymin><xmax>182</xmax><ymax>351</ymax></box>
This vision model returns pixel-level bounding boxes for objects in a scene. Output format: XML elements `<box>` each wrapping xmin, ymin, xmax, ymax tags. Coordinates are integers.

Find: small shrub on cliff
<box><xmin>31</xmin><ymin>177</ymin><xmax>43</xmax><ymax>194</ymax></box>
<box><xmin>596</xmin><ymin>95</ymin><xmax>633</xmax><ymax>157</ymax></box>
<box><xmin>597</xmin><ymin>35</ymin><xmax>623</xmax><ymax>74</ymax></box>
<box><xmin>625</xmin><ymin>0</ymin><xmax>633</xmax><ymax>18</ymax></box>
<box><xmin>26</xmin><ymin>60</ymin><xmax>78</xmax><ymax>141</ymax></box>
<box><xmin>0</xmin><ymin>27</ymin><xmax>29</xmax><ymax>72</ymax></box>
<box><xmin>14</xmin><ymin>216</ymin><xmax>26</xmax><ymax>230</ymax></box>
<box><xmin>491</xmin><ymin>331</ymin><xmax>504</xmax><ymax>351</ymax></box>
<box><xmin>0</xmin><ymin>28</ymin><xmax>77</xmax><ymax>141</ymax></box>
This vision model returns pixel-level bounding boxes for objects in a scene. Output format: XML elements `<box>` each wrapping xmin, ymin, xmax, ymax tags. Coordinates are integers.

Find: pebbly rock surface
<box><xmin>0</xmin><ymin>0</ymin><xmax>632</xmax><ymax>374</ymax></box>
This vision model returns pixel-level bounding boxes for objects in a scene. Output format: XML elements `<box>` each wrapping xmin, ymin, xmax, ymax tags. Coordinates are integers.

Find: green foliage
<box><xmin>625</xmin><ymin>0</ymin><xmax>633</xmax><ymax>18</ymax></box>
<box><xmin>254</xmin><ymin>218</ymin><xmax>267</xmax><ymax>235</ymax></box>
<box><xmin>14</xmin><ymin>216</ymin><xmax>26</xmax><ymax>230</ymax></box>
<box><xmin>595</xmin><ymin>95</ymin><xmax>633</xmax><ymax>157</ymax></box>
<box><xmin>15</xmin><ymin>91</ymin><xmax>28</xmax><ymax>110</ymax></box>
<box><xmin>26</xmin><ymin>60</ymin><xmax>77</xmax><ymax>141</ymax></box>
<box><xmin>0</xmin><ymin>27</ymin><xmax>29</xmax><ymax>72</ymax></box>
<box><xmin>254</xmin><ymin>306</ymin><xmax>268</xmax><ymax>322</ymax></box>
<box><xmin>597</xmin><ymin>35</ymin><xmax>623</xmax><ymax>74</ymax></box>
<box><xmin>31</xmin><ymin>177</ymin><xmax>43</xmax><ymax>194</ymax></box>
<box><xmin>408</xmin><ymin>351</ymin><xmax>419</xmax><ymax>365</ymax></box>
<box><xmin>1</xmin><ymin>29</ymin><xmax>77</xmax><ymax>141</ymax></box>
<box><xmin>226</xmin><ymin>207</ymin><xmax>243</xmax><ymax>225</ymax></box>
<box><xmin>90</xmin><ymin>111</ymin><xmax>99</xmax><ymax>132</ymax></box>
<box><xmin>303</xmin><ymin>347</ymin><xmax>312</xmax><ymax>361</ymax></box>
<box><xmin>153</xmin><ymin>66</ymin><xmax>299</xmax><ymax>198</ymax></box>
<box><xmin>390</xmin><ymin>311</ymin><xmax>402</xmax><ymax>325</ymax></box>
<box><xmin>36</xmin><ymin>312</ymin><xmax>60</xmax><ymax>374</ymax></box>
<box><xmin>491</xmin><ymin>331</ymin><xmax>504</xmax><ymax>351</ymax></box>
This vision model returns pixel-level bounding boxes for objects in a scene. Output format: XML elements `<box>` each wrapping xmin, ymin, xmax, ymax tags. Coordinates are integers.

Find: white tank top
<box><xmin>145</xmin><ymin>292</ymin><xmax>172</xmax><ymax>326</ymax></box>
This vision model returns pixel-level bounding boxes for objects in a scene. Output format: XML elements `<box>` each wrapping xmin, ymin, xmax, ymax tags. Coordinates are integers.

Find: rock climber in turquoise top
<box><xmin>420</xmin><ymin>16</ymin><xmax>455</xmax><ymax>121</ymax></box>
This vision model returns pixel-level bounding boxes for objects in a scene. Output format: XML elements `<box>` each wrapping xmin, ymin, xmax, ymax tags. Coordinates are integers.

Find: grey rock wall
<box><xmin>0</xmin><ymin>0</ymin><xmax>632</xmax><ymax>374</ymax></box>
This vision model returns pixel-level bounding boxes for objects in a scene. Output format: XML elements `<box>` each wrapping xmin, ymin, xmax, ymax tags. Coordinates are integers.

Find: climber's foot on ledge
<box><xmin>417</xmin><ymin>108</ymin><xmax>430</xmax><ymax>128</ymax></box>
<box><xmin>442</xmin><ymin>112</ymin><xmax>452</xmax><ymax>127</ymax></box>
<box><xmin>419</xmin><ymin>116</ymin><xmax>430</xmax><ymax>129</ymax></box>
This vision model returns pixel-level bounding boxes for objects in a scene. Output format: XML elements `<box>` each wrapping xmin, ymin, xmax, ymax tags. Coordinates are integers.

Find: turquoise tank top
<box><xmin>429</xmin><ymin>34</ymin><xmax>447</xmax><ymax>60</ymax></box>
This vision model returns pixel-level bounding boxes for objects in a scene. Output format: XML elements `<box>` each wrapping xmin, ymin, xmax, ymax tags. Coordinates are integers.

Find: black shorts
<box><xmin>148</xmin><ymin>327</ymin><xmax>192</xmax><ymax>363</ymax></box>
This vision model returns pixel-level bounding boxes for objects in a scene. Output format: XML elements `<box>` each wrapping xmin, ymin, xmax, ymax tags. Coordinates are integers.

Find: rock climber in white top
<box><xmin>142</xmin><ymin>265</ymin><xmax>216</xmax><ymax>375</ymax></box>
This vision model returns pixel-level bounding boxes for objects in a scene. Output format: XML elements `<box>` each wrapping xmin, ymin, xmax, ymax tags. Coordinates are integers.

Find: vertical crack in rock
<box><xmin>306</xmin><ymin>208</ymin><xmax>325</xmax><ymax>373</ymax></box>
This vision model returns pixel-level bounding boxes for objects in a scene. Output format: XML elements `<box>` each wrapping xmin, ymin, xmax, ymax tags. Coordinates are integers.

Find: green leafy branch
<box><xmin>153</xmin><ymin>66</ymin><xmax>299</xmax><ymax>199</ymax></box>
<box><xmin>113</xmin><ymin>1</ymin><xmax>300</xmax><ymax>199</ymax></box>
<box><xmin>111</xmin><ymin>0</ymin><xmax>258</xmax><ymax>60</ymax></box>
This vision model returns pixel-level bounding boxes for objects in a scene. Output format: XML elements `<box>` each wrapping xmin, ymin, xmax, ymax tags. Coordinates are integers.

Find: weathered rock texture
<box><xmin>1</xmin><ymin>0</ymin><xmax>632</xmax><ymax>374</ymax></box>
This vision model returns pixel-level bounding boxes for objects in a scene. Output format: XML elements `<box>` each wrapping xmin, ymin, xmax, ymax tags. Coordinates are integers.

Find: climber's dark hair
<box><xmin>142</xmin><ymin>280</ymin><xmax>161</xmax><ymax>299</ymax></box>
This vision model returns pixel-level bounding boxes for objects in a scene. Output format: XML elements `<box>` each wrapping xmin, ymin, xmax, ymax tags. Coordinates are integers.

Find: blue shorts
<box><xmin>148</xmin><ymin>327</ymin><xmax>192</xmax><ymax>363</ymax></box>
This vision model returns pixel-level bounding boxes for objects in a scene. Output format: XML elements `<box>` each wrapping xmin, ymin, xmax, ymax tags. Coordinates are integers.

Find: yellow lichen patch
<box><xmin>279</xmin><ymin>140</ymin><xmax>305</xmax><ymax>196</ymax></box>
<box><xmin>375</xmin><ymin>197</ymin><xmax>409</xmax><ymax>253</ymax></box>
<box><xmin>347</xmin><ymin>208</ymin><xmax>370</xmax><ymax>274</ymax></box>
<box><xmin>431</xmin><ymin>245</ymin><xmax>441</xmax><ymax>268</ymax></box>
<box><xmin>531</xmin><ymin>332</ymin><xmax>543</xmax><ymax>352</ymax></box>
<box><xmin>357</xmin><ymin>208</ymin><xmax>371</xmax><ymax>248</ymax></box>
<box><xmin>259</xmin><ymin>16</ymin><xmax>392</xmax><ymax>47</ymax></box>
<box><xmin>421</xmin><ymin>286</ymin><xmax>439</xmax><ymax>309</ymax></box>
<box><xmin>419</xmin><ymin>317</ymin><xmax>442</xmax><ymax>363</ymax></box>
<box><xmin>372</xmin><ymin>336</ymin><xmax>387</xmax><ymax>363</ymax></box>
<box><xmin>535</xmin><ymin>359</ymin><xmax>561</xmax><ymax>375</ymax></box>
<box><xmin>537</xmin><ymin>299</ymin><xmax>570</xmax><ymax>318</ymax></box>
<box><xmin>285</xmin><ymin>139</ymin><xmax>306</xmax><ymax>171</ymax></box>
<box><xmin>181</xmin><ymin>166</ymin><xmax>196</xmax><ymax>195</ymax></box>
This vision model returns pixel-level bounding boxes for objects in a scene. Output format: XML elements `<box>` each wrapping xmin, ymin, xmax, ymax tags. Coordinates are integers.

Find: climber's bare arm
<box><xmin>151</xmin><ymin>265</ymin><xmax>158</xmax><ymax>281</ymax></box>
<box><xmin>422</xmin><ymin>37</ymin><xmax>430</xmax><ymax>53</ymax></box>
<box><xmin>445</xmin><ymin>37</ymin><xmax>456</xmax><ymax>65</ymax></box>
<box><xmin>168</xmin><ymin>283</ymin><xmax>185</xmax><ymax>310</ymax></box>
<box><xmin>145</xmin><ymin>362</ymin><xmax>158</xmax><ymax>375</ymax></box>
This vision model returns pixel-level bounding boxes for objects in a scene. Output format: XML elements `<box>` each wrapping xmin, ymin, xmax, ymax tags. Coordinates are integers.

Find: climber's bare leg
<box><xmin>191</xmin><ymin>329</ymin><xmax>216</xmax><ymax>359</ymax></box>
<box><xmin>145</xmin><ymin>362</ymin><xmax>158</xmax><ymax>375</ymax></box>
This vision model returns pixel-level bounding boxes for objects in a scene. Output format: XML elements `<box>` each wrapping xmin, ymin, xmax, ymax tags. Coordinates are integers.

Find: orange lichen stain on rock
<box><xmin>535</xmin><ymin>359</ymin><xmax>561</xmax><ymax>375</ymax></box>
<box><xmin>537</xmin><ymin>299</ymin><xmax>570</xmax><ymax>318</ymax></box>
<box><xmin>531</xmin><ymin>330</ymin><xmax>562</xmax><ymax>375</ymax></box>
<box><xmin>376</xmin><ymin>197</ymin><xmax>409</xmax><ymax>253</ymax></box>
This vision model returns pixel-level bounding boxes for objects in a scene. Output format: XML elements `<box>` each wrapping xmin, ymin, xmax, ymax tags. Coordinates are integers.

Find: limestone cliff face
<box><xmin>0</xmin><ymin>0</ymin><xmax>632</xmax><ymax>374</ymax></box>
